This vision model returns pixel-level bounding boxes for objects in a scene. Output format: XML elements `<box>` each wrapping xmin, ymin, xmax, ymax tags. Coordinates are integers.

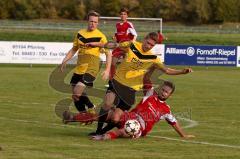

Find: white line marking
<box><xmin>149</xmin><ymin>135</ymin><xmax>240</xmax><ymax>149</ymax></box>
<box><xmin>1</xmin><ymin>116</ymin><xmax>240</xmax><ymax>149</ymax></box>
<box><xmin>0</xmin><ymin>116</ymin><xmax>94</xmax><ymax>130</ymax></box>
<box><xmin>151</xmin><ymin>117</ymin><xmax>199</xmax><ymax>132</ymax></box>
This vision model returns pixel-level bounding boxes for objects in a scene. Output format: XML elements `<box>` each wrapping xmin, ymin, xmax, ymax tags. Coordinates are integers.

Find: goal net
<box><xmin>99</xmin><ymin>16</ymin><xmax>163</xmax><ymax>41</ymax></box>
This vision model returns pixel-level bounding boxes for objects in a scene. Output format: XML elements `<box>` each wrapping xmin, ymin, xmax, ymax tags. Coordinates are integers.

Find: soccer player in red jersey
<box><xmin>157</xmin><ymin>30</ymin><xmax>165</xmax><ymax>44</ymax></box>
<box><xmin>90</xmin><ymin>81</ymin><xmax>195</xmax><ymax>140</ymax></box>
<box><xmin>110</xmin><ymin>7</ymin><xmax>137</xmax><ymax>79</ymax></box>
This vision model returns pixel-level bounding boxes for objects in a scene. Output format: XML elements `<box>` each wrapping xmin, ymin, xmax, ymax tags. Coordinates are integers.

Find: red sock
<box><xmin>110</xmin><ymin>65</ymin><xmax>116</xmax><ymax>80</ymax></box>
<box><xmin>106</xmin><ymin>131</ymin><xmax>118</xmax><ymax>139</ymax></box>
<box><xmin>73</xmin><ymin>113</ymin><xmax>94</xmax><ymax>122</ymax></box>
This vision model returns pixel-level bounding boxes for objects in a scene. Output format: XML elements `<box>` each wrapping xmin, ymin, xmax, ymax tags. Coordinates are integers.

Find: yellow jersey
<box><xmin>73</xmin><ymin>29</ymin><xmax>108</xmax><ymax>77</ymax></box>
<box><xmin>113</xmin><ymin>41</ymin><xmax>164</xmax><ymax>91</ymax></box>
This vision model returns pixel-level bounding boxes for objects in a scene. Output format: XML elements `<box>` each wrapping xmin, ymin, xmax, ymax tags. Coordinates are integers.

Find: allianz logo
<box><xmin>166</xmin><ymin>47</ymin><xmax>236</xmax><ymax>57</ymax></box>
<box><xmin>165</xmin><ymin>47</ymin><xmax>195</xmax><ymax>56</ymax></box>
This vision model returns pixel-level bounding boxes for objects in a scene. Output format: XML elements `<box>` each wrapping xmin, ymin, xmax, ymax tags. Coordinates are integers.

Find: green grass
<box><xmin>0</xmin><ymin>65</ymin><xmax>240</xmax><ymax>159</ymax></box>
<box><xmin>0</xmin><ymin>29</ymin><xmax>76</xmax><ymax>42</ymax></box>
<box><xmin>1</xmin><ymin>28</ymin><xmax>239</xmax><ymax>45</ymax></box>
<box><xmin>164</xmin><ymin>32</ymin><xmax>240</xmax><ymax>45</ymax></box>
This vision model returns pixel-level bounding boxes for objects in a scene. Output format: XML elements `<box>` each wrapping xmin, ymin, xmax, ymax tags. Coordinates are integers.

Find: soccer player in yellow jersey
<box><xmin>60</xmin><ymin>11</ymin><xmax>112</xmax><ymax>115</ymax></box>
<box><xmin>89</xmin><ymin>32</ymin><xmax>192</xmax><ymax>135</ymax></box>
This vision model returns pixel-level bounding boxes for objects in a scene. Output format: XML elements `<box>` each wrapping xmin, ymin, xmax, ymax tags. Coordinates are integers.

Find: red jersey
<box><xmin>115</xmin><ymin>21</ymin><xmax>137</xmax><ymax>42</ymax></box>
<box><xmin>158</xmin><ymin>33</ymin><xmax>164</xmax><ymax>44</ymax></box>
<box><xmin>120</xmin><ymin>89</ymin><xmax>177</xmax><ymax>137</ymax></box>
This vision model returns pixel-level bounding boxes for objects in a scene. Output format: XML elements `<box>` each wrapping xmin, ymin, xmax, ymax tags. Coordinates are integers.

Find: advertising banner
<box><xmin>151</xmin><ymin>44</ymin><xmax>165</xmax><ymax>62</ymax></box>
<box><xmin>0</xmin><ymin>41</ymin><xmax>72</xmax><ymax>64</ymax></box>
<box><xmin>237</xmin><ymin>46</ymin><xmax>240</xmax><ymax>67</ymax></box>
<box><xmin>0</xmin><ymin>41</ymin><xmax>106</xmax><ymax>64</ymax></box>
<box><xmin>165</xmin><ymin>45</ymin><xmax>237</xmax><ymax>66</ymax></box>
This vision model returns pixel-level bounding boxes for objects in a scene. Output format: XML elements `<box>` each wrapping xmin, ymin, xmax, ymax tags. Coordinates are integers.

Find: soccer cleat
<box><xmin>91</xmin><ymin>135</ymin><xmax>104</xmax><ymax>141</ymax></box>
<box><xmin>62</xmin><ymin>111</ymin><xmax>74</xmax><ymax>124</ymax></box>
<box><xmin>88</xmin><ymin>131</ymin><xmax>104</xmax><ymax>136</ymax></box>
<box><xmin>74</xmin><ymin>112</ymin><xmax>97</xmax><ymax>123</ymax></box>
<box><xmin>87</xmin><ymin>105</ymin><xmax>96</xmax><ymax>115</ymax></box>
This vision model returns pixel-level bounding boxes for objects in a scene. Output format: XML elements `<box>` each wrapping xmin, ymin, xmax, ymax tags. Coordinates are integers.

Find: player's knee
<box><xmin>75</xmin><ymin>81</ymin><xmax>86</xmax><ymax>88</ymax></box>
<box><xmin>104</xmin><ymin>101</ymin><xmax>113</xmax><ymax>109</ymax></box>
<box><xmin>72</xmin><ymin>95</ymin><xmax>80</xmax><ymax>102</ymax></box>
<box><xmin>112</xmin><ymin>113</ymin><xmax>120</xmax><ymax>124</ymax></box>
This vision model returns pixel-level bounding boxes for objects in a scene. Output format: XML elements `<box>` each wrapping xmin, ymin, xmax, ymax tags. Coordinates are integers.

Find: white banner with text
<box><xmin>238</xmin><ymin>46</ymin><xmax>240</xmax><ymax>67</ymax></box>
<box><xmin>0</xmin><ymin>41</ymin><xmax>164</xmax><ymax>64</ymax></box>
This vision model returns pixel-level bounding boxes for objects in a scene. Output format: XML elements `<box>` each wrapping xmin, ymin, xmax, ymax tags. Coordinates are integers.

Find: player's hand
<box><xmin>112</xmin><ymin>36</ymin><xmax>117</xmax><ymax>42</ymax></box>
<box><xmin>60</xmin><ymin>63</ymin><xmax>66</xmax><ymax>72</ymax></box>
<box><xmin>182</xmin><ymin>68</ymin><xmax>193</xmax><ymax>74</ymax></box>
<box><xmin>183</xmin><ymin>134</ymin><xmax>195</xmax><ymax>139</ymax></box>
<box><xmin>101</xmin><ymin>70</ymin><xmax>110</xmax><ymax>81</ymax></box>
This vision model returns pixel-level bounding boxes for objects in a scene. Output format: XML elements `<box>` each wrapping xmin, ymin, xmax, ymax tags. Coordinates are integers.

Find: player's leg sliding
<box><xmin>62</xmin><ymin>110</ymin><xmax>98</xmax><ymax>124</ymax></box>
<box><xmin>63</xmin><ymin>93</ymin><xmax>96</xmax><ymax>124</ymax></box>
<box><xmin>100</xmin><ymin>108</ymin><xmax>123</xmax><ymax>133</ymax></box>
<box><xmin>100</xmin><ymin>122</ymin><xmax>117</xmax><ymax>134</ymax></box>
<box><xmin>88</xmin><ymin>107</ymin><xmax>110</xmax><ymax>136</ymax></box>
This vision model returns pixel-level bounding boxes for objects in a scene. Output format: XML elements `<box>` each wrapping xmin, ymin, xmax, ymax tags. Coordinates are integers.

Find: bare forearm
<box><xmin>104</xmin><ymin>42</ymin><xmax>119</xmax><ymax>49</ymax></box>
<box><xmin>172</xmin><ymin>122</ymin><xmax>186</xmax><ymax>137</ymax></box>
<box><xmin>105</xmin><ymin>51</ymin><xmax>112</xmax><ymax>71</ymax></box>
<box><xmin>164</xmin><ymin>67</ymin><xmax>192</xmax><ymax>75</ymax></box>
<box><xmin>62</xmin><ymin>48</ymin><xmax>77</xmax><ymax>64</ymax></box>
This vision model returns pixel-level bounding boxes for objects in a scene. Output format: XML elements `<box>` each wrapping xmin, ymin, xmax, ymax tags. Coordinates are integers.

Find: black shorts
<box><xmin>70</xmin><ymin>73</ymin><xmax>95</xmax><ymax>87</ymax></box>
<box><xmin>107</xmin><ymin>79</ymin><xmax>136</xmax><ymax>111</ymax></box>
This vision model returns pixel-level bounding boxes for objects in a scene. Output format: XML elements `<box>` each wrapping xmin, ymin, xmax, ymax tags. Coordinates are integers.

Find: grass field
<box><xmin>1</xmin><ymin>19</ymin><xmax>240</xmax><ymax>45</ymax></box>
<box><xmin>0</xmin><ymin>65</ymin><xmax>240</xmax><ymax>159</ymax></box>
<box><xmin>1</xmin><ymin>28</ymin><xmax>240</xmax><ymax>46</ymax></box>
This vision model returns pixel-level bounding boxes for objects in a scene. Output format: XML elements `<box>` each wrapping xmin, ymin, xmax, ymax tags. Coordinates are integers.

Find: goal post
<box><xmin>99</xmin><ymin>16</ymin><xmax>164</xmax><ymax>62</ymax></box>
<box><xmin>99</xmin><ymin>16</ymin><xmax>163</xmax><ymax>40</ymax></box>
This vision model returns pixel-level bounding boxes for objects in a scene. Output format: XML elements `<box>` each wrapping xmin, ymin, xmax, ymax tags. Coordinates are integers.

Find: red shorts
<box><xmin>112</xmin><ymin>47</ymin><xmax>125</xmax><ymax>58</ymax></box>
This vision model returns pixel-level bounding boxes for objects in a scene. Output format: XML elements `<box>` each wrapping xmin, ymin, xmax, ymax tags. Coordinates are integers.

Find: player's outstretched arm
<box><xmin>172</xmin><ymin>122</ymin><xmax>195</xmax><ymax>139</ymax></box>
<box><xmin>161</xmin><ymin>66</ymin><xmax>193</xmax><ymax>75</ymax></box>
<box><xmin>84</xmin><ymin>42</ymin><xmax>105</xmax><ymax>48</ymax></box>
<box><xmin>104</xmin><ymin>42</ymin><xmax>119</xmax><ymax>49</ymax></box>
<box><xmin>60</xmin><ymin>46</ymin><xmax>78</xmax><ymax>72</ymax></box>
<box><xmin>101</xmin><ymin>50</ymin><xmax>112</xmax><ymax>80</ymax></box>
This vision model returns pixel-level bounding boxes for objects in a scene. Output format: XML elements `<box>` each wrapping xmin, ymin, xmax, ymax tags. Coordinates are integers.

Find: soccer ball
<box><xmin>124</xmin><ymin>119</ymin><xmax>141</xmax><ymax>137</ymax></box>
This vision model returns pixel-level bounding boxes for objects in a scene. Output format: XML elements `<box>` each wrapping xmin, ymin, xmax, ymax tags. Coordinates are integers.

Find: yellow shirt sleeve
<box><xmin>73</xmin><ymin>34</ymin><xmax>80</xmax><ymax>49</ymax></box>
<box><xmin>117</xmin><ymin>41</ymin><xmax>131</xmax><ymax>53</ymax></box>
<box><xmin>100</xmin><ymin>34</ymin><xmax>108</xmax><ymax>44</ymax></box>
<box><xmin>119</xmin><ymin>41</ymin><xmax>131</xmax><ymax>48</ymax></box>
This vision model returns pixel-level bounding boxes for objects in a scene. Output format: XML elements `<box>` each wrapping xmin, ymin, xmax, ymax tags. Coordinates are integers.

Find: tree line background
<box><xmin>0</xmin><ymin>0</ymin><xmax>240</xmax><ymax>24</ymax></box>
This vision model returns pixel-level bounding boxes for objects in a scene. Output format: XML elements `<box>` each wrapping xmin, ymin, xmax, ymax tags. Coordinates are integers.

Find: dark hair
<box><xmin>163</xmin><ymin>81</ymin><xmax>175</xmax><ymax>94</ymax></box>
<box><xmin>145</xmin><ymin>32</ymin><xmax>159</xmax><ymax>44</ymax></box>
<box><xmin>87</xmin><ymin>10</ymin><xmax>100</xmax><ymax>20</ymax></box>
<box><xmin>119</xmin><ymin>7</ymin><xmax>129</xmax><ymax>14</ymax></box>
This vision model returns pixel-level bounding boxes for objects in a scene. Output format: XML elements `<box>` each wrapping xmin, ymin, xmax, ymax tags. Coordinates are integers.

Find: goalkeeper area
<box><xmin>0</xmin><ymin>65</ymin><xmax>240</xmax><ymax>158</ymax></box>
